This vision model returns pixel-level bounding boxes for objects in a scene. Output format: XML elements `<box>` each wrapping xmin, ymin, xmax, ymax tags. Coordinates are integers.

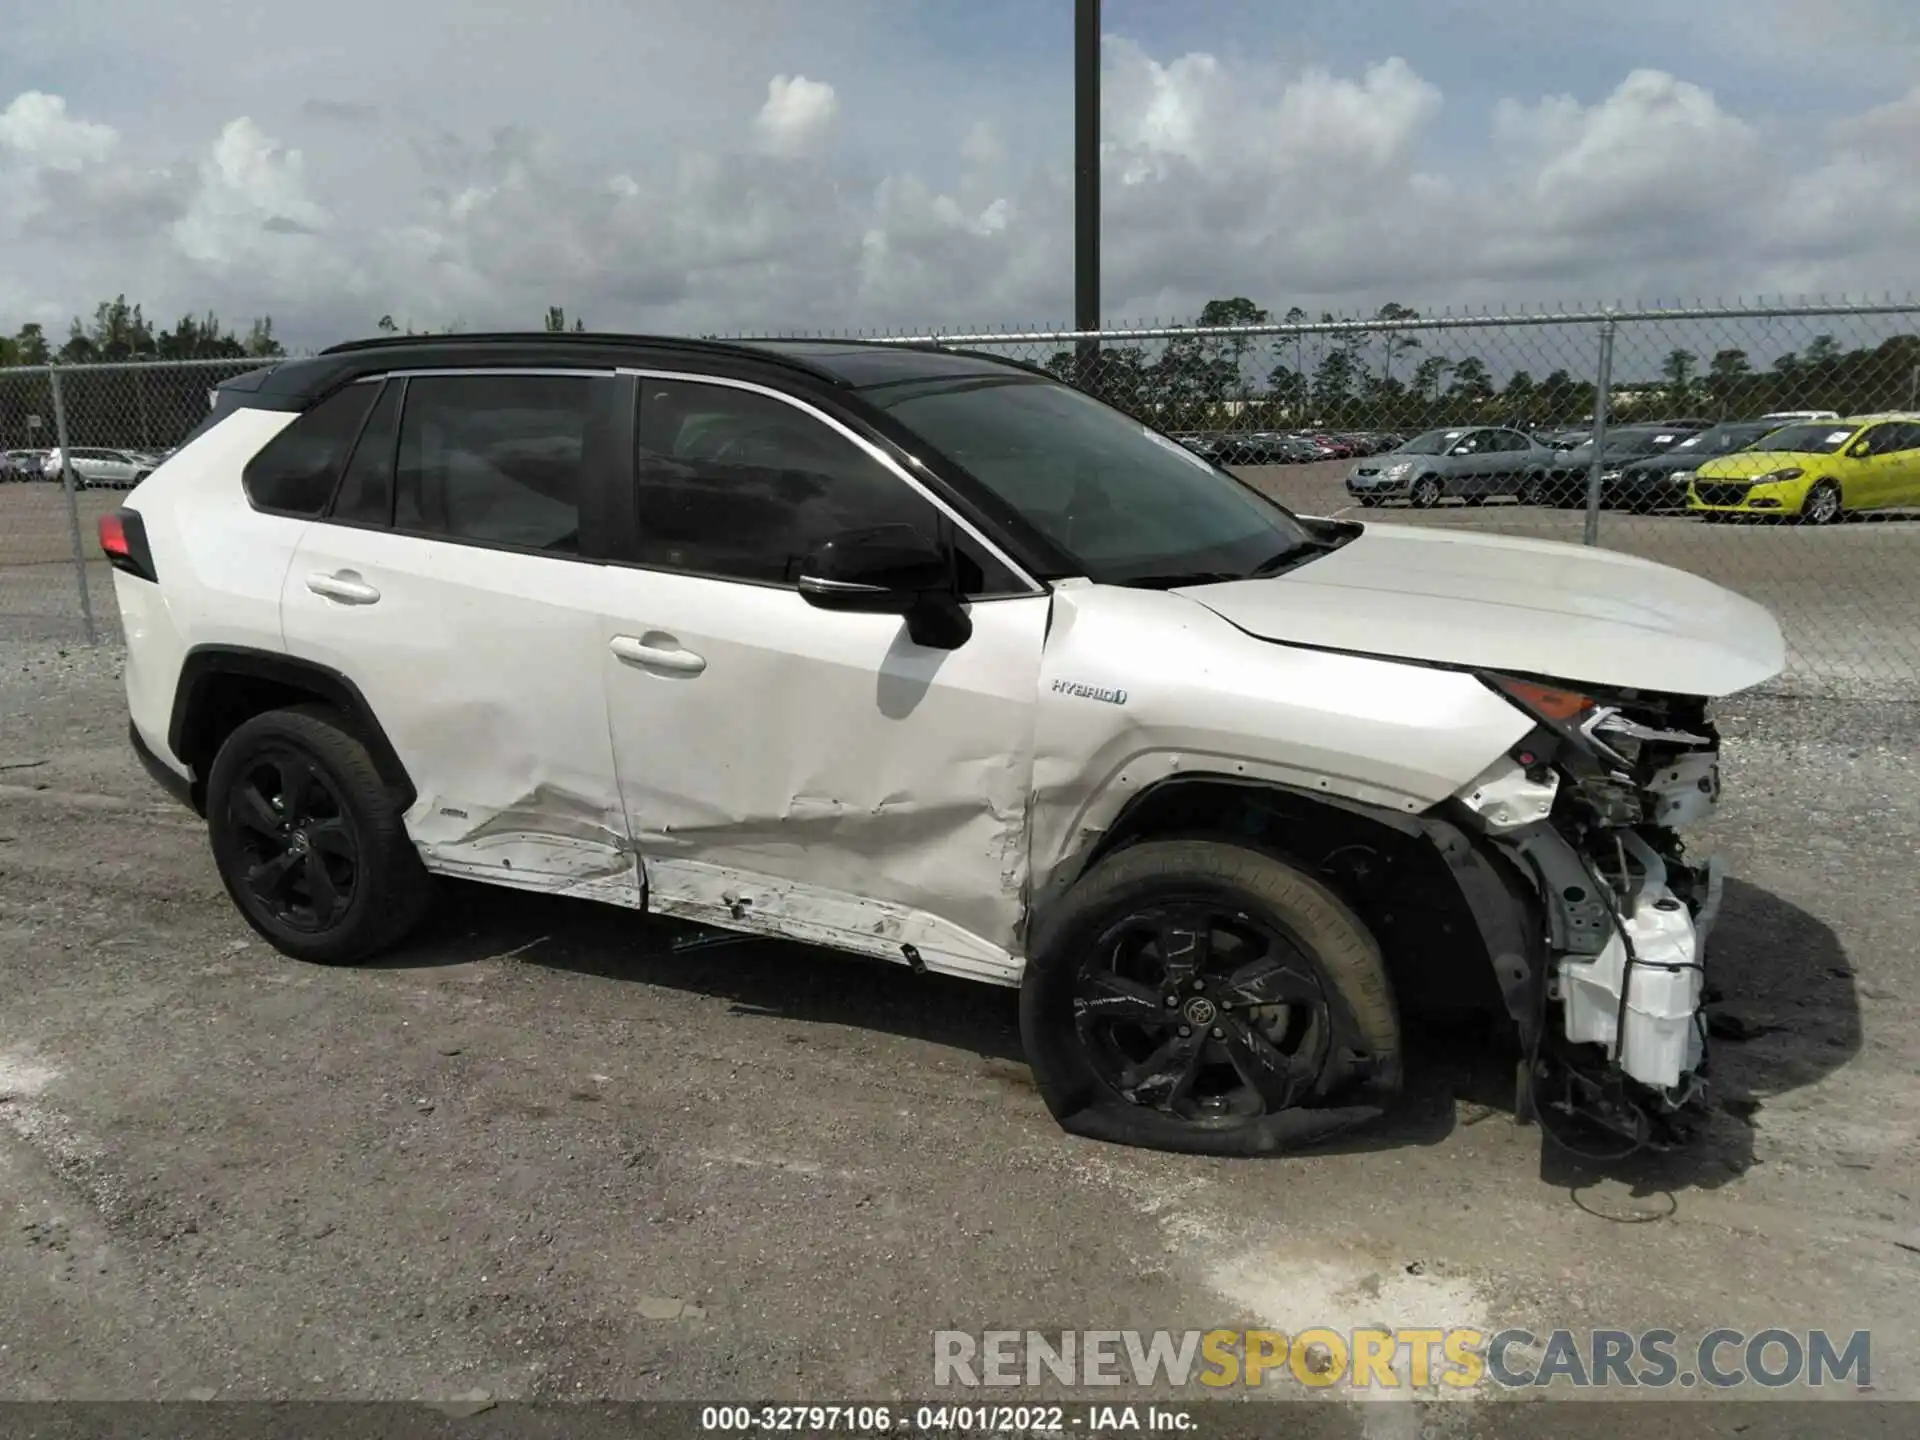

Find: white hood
<box><xmin>1174</xmin><ymin>521</ymin><xmax>1785</xmax><ymax>696</ymax></box>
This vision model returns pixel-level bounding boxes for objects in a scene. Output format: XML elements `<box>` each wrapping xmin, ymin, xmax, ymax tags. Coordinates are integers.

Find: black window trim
<box><xmin>301</xmin><ymin>366</ymin><xmax>621</xmax><ymax>565</ymax></box>
<box><xmin>614</xmin><ymin>366</ymin><xmax>1047</xmax><ymax>600</ymax></box>
<box><xmin>239</xmin><ymin>374</ymin><xmax>387</xmax><ymax>521</ymax></box>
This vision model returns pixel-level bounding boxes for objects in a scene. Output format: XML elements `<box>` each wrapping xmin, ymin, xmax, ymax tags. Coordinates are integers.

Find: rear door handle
<box><xmin>609</xmin><ymin>634</ymin><xmax>707</xmax><ymax>675</ymax></box>
<box><xmin>307</xmin><ymin>571</ymin><xmax>381</xmax><ymax>605</ymax></box>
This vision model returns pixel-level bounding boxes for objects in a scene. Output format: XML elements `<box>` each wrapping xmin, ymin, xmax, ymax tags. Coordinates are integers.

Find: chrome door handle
<box><xmin>307</xmin><ymin>571</ymin><xmax>381</xmax><ymax>605</ymax></box>
<box><xmin>609</xmin><ymin>634</ymin><xmax>707</xmax><ymax>675</ymax></box>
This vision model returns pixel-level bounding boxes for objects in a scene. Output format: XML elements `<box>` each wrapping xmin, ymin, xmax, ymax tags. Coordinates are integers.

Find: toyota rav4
<box><xmin>101</xmin><ymin>333</ymin><xmax>1785</xmax><ymax>1156</ymax></box>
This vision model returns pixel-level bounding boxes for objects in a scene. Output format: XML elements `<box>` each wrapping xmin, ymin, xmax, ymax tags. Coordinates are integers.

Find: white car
<box><xmin>99</xmin><ymin>334</ymin><xmax>1785</xmax><ymax>1155</ymax></box>
<box><xmin>46</xmin><ymin>446</ymin><xmax>156</xmax><ymax>489</ymax></box>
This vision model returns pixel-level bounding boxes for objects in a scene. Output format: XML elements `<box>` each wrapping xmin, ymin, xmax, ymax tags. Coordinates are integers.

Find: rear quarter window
<box><xmin>241</xmin><ymin>381</ymin><xmax>382</xmax><ymax>516</ymax></box>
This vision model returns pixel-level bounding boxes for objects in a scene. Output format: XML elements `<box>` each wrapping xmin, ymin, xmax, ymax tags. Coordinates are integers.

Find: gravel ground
<box><xmin>0</xmin><ymin>625</ymin><xmax>1916</xmax><ymax>1432</ymax></box>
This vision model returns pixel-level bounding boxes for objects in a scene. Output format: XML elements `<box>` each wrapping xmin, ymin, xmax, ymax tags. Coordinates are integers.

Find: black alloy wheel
<box><xmin>206</xmin><ymin>704</ymin><xmax>433</xmax><ymax>964</ymax></box>
<box><xmin>1020</xmin><ymin>839</ymin><xmax>1401</xmax><ymax>1155</ymax></box>
<box><xmin>227</xmin><ymin>745</ymin><xmax>359</xmax><ymax>933</ymax></box>
<box><xmin>1071</xmin><ymin>902</ymin><xmax>1331</xmax><ymax>1122</ymax></box>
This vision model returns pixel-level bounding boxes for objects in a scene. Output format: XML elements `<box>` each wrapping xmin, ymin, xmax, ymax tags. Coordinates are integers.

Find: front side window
<box><xmin>866</xmin><ymin>375</ymin><xmax>1320</xmax><ymax>587</ymax></box>
<box><xmin>241</xmin><ymin>380</ymin><xmax>381</xmax><ymax>516</ymax></box>
<box><xmin>1856</xmin><ymin>423</ymin><xmax>1906</xmax><ymax>457</ymax></box>
<box><xmin>631</xmin><ymin>378</ymin><xmax>1021</xmax><ymax>594</ymax></box>
<box><xmin>393</xmin><ymin>374</ymin><xmax>591</xmax><ymax>552</ymax></box>
<box><xmin>1395</xmin><ymin>429</ymin><xmax>1467</xmax><ymax>455</ymax></box>
<box><xmin>1761</xmin><ymin>423</ymin><xmax>1860</xmax><ymax>455</ymax></box>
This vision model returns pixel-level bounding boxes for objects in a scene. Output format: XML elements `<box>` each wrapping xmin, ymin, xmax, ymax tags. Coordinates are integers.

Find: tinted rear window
<box><xmin>242</xmin><ymin>382</ymin><xmax>382</xmax><ymax>516</ymax></box>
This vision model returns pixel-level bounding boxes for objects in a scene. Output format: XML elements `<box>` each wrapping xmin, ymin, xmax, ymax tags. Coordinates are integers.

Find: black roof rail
<box><xmin>315</xmin><ymin>331</ymin><xmax>851</xmax><ymax>384</ymax></box>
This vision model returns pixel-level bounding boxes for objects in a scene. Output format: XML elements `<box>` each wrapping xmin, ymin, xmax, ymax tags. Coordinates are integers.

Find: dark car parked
<box><xmin>1537</xmin><ymin>423</ymin><xmax>1702</xmax><ymax>507</ymax></box>
<box><xmin>1607</xmin><ymin>419</ymin><xmax>1786</xmax><ymax>512</ymax></box>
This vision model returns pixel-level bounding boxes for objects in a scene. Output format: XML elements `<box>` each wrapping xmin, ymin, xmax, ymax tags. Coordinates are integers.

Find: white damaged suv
<box><xmin>101</xmin><ymin>334</ymin><xmax>1784</xmax><ymax>1155</ymax></box>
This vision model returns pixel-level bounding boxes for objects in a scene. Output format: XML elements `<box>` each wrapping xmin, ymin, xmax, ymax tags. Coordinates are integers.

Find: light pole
<box><xmin>1074</xmin><ymin>0</ymin><xmax>1100</xmax><ymax>389</ymax></box>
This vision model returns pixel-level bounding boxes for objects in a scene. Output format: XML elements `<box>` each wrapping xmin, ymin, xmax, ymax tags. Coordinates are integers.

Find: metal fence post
<box><xmin>1582</xmin><ymin>314</ymin><xmax>1617</xmax><ymax>547</ymax></box>
<box><xmin>48</xmin><ymin>364</ymin><xmax>98</xmax><ymax>644</ymax></box>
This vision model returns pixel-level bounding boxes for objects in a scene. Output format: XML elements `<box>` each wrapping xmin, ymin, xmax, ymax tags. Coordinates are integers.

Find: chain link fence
<box><xmin>852</xmin><ymin>300</ymin><xmax>1920</xmax><ymax>698</ymax></box>
<box><xmin>4</xmin><ymin>302</ymin><xmax>1917</xmax><ymax>695</ymax></box>
<box><xmin>1</xmin><ymin>356</ymin><xmax>267</xmax><ymax>642</ymax></box>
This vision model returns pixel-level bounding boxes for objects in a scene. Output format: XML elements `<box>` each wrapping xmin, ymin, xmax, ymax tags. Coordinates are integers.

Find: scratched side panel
<box><xmin>599</xmin><ymin>572</ymin><xmax>1050</xmax><ymax>968</ymax></box>
<box><xmin>1028</xmin><ymin>583</ymin><xmax>1536</xmax><ymax>898</ymax></box>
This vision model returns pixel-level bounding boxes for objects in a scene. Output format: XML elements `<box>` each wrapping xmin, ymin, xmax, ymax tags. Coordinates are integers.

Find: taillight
<box><xmin>98</xmin><ymin>508</ymin><xmax>157</xmax><ymax>582</ymax></box>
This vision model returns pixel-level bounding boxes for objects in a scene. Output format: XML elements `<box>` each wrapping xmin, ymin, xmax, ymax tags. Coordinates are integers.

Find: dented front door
<box><xmin>599</xmin><ymin>573</ymin><xmax>1050</xmax><ymax>983</ymax></box>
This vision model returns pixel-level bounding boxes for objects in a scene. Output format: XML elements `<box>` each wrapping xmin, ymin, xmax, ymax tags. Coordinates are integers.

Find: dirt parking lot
<box><xmin>1</xmin><ymin>627</ymin><xmax>1916</xmax><ymax>1428</ymax></box>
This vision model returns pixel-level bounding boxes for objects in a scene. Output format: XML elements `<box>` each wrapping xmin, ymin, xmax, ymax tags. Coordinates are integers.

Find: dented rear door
<box><xmin>280</xmin><ymin>368</ymin><xmax>640</xmax><ymax>905</ymax></box>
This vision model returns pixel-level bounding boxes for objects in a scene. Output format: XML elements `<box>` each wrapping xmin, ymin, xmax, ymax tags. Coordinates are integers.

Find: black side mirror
<box><xmin>798</xmin><ymin>523</ymin><xmax>972</xmax><ymax>649</ymax></box>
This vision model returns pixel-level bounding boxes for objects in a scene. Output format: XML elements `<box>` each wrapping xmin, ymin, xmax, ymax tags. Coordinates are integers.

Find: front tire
<box><xmin>1409</xmin><ymin>476</ymin><xmax>1442</xmax><ymax>509</ymax></box>
<box><xmin>1020</xmin><ymin>839</ymin><xmax>1401</xmax><ymax>1155</ymax></box>
<box><xmin>206</xmin><ymin>704</ymin><xmax>433</xmax><ymax>965</ymax></box>
<box><xmin>1800</xmin><ymin>479</ymin><xmax>1842</xmax><ymax>526</ymax></box>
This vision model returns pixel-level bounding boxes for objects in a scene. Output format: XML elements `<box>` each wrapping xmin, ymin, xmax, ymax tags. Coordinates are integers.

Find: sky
<box><xmin>2</xmin><ymin>0</ymin><xmax>1919</xmax><ymax>350</ymax></box>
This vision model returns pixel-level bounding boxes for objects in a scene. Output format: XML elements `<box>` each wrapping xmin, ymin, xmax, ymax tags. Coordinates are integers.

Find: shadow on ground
<box><xmin>371</xmin><ymin>872</ymin><xmax>1858</xmax><ymax>1189</ymax></box>
<box><xmin>379</xmin><ymin>877</ymin><xmax>1026</xmax><ymax>1064</ymax></box>
<box><xmin>1312</xmin><ymin>876</ymin><xmax>1859</xmax><ymax>1195</ymax></box>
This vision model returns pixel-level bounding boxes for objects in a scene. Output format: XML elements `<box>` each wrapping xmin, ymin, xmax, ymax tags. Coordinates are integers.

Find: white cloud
<box><xmin>2</xmin><ymin>40</ymin><xmax>1918</xmax><ymax>346</ymax></box>
<box><xmin>171</xmin><ymin>118</ymin><xmax>329</xmax><ymax>267</ymax></box>
<box><xmin>0</xmin><ymin>91</ymin><xmax>116</xmax><ymax>171</ymax></box>
<box><xmin>754</xmin><ymin>74</ymin><xmax>838</xmax><ymax>156</ymax></box>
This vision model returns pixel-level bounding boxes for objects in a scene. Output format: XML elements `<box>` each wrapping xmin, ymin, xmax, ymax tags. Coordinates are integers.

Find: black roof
<box><xmin>216</xmin><ymin>331</ymin><xmax>1053</xmax><ymax>406</ymax></box>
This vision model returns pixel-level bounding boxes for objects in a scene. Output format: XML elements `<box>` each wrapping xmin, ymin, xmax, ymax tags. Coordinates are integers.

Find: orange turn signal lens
<box><xmin>1490</xmin><ymin>675</ymin><xmax>1596</xmax><ymax>723</ymax></box>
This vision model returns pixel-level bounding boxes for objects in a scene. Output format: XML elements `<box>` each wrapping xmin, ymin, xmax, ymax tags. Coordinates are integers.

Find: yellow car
<box><xmin>1686</xmin><ymin>413</ymin><xmax>1920</xmax><ymax>524</ymax></box>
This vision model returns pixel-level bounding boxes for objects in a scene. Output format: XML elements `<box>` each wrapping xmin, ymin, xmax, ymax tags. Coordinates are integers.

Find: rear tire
<box><xmin>206</xmin><ymin>704</ymin><xmax>433</xmax><ymax>965</ymax></box>
<box><xmin>1020</xmin><ymin>839</ymin><xmax>1401</xmax><ymax>1156</ymax></box>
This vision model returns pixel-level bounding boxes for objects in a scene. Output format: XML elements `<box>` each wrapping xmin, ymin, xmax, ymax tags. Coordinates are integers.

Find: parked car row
<box><xmin>1339</xmin><ymin>412</ymin><xmax>1920</xmax><ymax>522</ymax></box>
<box><xmin>1170</xmin><ymin>429</ymin><xmax>1406</xmax><ymax>465</ymax></box>
<box><xmin>0</xmin><ymin>446</ymin><xmax>169</xmax><ymax>488</ymax></box>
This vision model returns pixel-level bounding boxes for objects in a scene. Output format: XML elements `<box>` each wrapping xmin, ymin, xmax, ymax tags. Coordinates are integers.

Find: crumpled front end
<box><xmin>1452</xmin><ymin>675</ymin><xmax>1731</xmax><ymax>1148</ymax></box>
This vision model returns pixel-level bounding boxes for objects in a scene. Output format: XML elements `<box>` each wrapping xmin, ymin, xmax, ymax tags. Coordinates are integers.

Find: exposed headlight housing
<box><xmin>1485</xmin><ymin>674</ymin><xmax>1597</xmax><ymax>724</ymax></box>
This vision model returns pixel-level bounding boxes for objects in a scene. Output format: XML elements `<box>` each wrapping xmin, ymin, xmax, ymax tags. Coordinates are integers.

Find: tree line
<box><xmin>0</xmin><ymin>296</ymin><xmax>286</xmax><ymax>367</ymax></box>
<box><xmin>0</xmin><ymin>297</ymin><xmax>596</xmax><ymax>450</ymax></box>
<box><xmin>1042</xmin><ymin>297</ymin><xmax>1920</xmax><ymax>433</ymax></box>
<box><xmin>7</xmin><ymin>291</ymin><xmax>1917</xmax><ymax>450</ymax></box>
<box><xmin>0</xmin><ymin>295</ymin><xmax>594</xmax><ymax>371</ymax></box>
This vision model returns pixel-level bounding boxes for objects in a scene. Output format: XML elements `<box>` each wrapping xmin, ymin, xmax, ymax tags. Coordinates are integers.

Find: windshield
<box><xmin>1394</xmin><ymin>428</ymin><xmax>1469</xmax><ymax>455</ymax></box>
<box><xmin>1674</xmin><ymin>423</ymin><xmax>1776</xmax><ymax>455</ymax></box>
<box><xmin>1750</xmin><ymin>422</ymin><xmax>1859</xmax><ymax>454</ymax></box>
<box><xmin>870</xmin><ymin>376</ymin><xmax>1321</xmax><ymax>586</ymax></box>
<box><xmin>1569</xmin><ymin>430</ymin><xmax>1676</xmax><ymax>460</ymax></box>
